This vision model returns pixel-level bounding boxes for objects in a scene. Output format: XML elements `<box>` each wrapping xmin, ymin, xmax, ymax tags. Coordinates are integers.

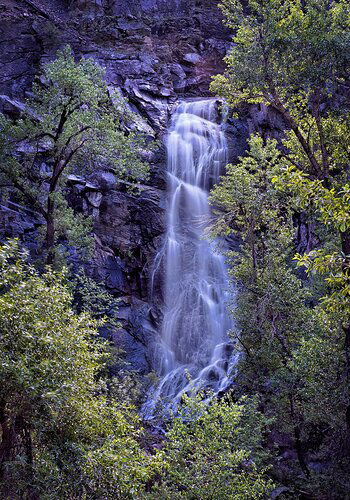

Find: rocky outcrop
<box><xmin>0</xmin><ymin>0</ymin><xmax>230</xmax><ymax>104</ymax></box>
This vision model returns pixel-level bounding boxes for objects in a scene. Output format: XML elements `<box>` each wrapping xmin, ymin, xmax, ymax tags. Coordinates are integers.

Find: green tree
<box><xmin>73</xmin><ymin>268</ymin><xmax>120</xmax><ymax>326</ymax></box>
<box><xmin>273</xmin><ymin>167</ymin><xmax>350</xmax><ymax>456</ymax></box>
<box><xmin>212</xmin><ymin>0</ymin><xmax>350</xmax><ymax>180</ymax></box>
<box><xmin>210</xmin><ymin>133</ymin><xmax>350</xmax><ymax>495</ymax></box>
<box><xmin>0</xmin><ymin>46</ymin><xmax>148</xmax><ymax>264</ymax></box>
<box><xmin>211</xmin><ymin>0</ymin><xmax>350</xmax><ymax>476</ymax></box>
<box><xmin>212</xmin><ymin>0</ymin><xmax>350</xmax><ymax>261</ymax></box>
<box><xmin>0</xmin><ymin>240</ymin><xmax>274</xmax><ymax>498</ymax></box>
<box><xmin>148</xmin><ymin>393</ymin><xmax>273</xmax><ymax>500</ymax></box>
<box><xmin>0</xmin><ymin>240</ymin><xmax>155</xmax><ymax>498</ymax></box>
<box><xmin>210</xmin><ymin>135</ymin><xmax>319</xmax><ymax>477</ymax></box>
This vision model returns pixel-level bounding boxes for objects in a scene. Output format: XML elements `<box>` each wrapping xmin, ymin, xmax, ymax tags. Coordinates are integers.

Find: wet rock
<box><xmin>183</xmin><ymin>52</ymin><xmax>201</xmax><ymax>64</ymax></box>
<box><xmin>86</xmin><ymin>191</ymin><xmax>102</xmax><ymax>208</ymax></box>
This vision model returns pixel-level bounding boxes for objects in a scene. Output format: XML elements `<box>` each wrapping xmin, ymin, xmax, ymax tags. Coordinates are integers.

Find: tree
<box><xmin>209</xmin><ymin>132</ymin><xmax>350</xmax><ymax>494</ymax></box>
<box><xmin>148</xmin><ymin>393</ymin><xmax>273</xmax><ymax>500</ymax></box>
<box><xmin>0</xmin><ymin>46</ymin><xmax>149</xmax><ymax>264</ymax></box>
<box><xmin>211</xmin><ymin>0</ymin><xmax>350</xmax><ymax>258</ymax></box>
<box><xmin>273</xmin><ymin>166</ymin><xmax>350</xmax><ymax>455</ymax></box>
<box><xmin>0</xmin><ymin>240</ymin><xmax>155</xmax><ymax>498</ymax></box>
<box><xmin>211</xmin><ymin>0</ymin><xmax>350</xmax><ymax>476</ymax></box>
<box><xmin>212</xmin><ymin>0</ymin><xmax>350</xmax><ymax>181</ymax></box>
<box><xmin>210</xmin><ymin>135</ymin><xmax>319</xmax><ymax>478</ymax></box>
<box><xmin>0</xmin><ymin>240</ymin><xmax>274</xmax><ymax>498</ymax></box>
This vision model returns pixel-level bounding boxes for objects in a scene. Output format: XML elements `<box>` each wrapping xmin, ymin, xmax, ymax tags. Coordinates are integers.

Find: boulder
<box><xmin>183</xmin><ymin>52</ymin><xmax>201</xmax><ymax>64</ymax></box>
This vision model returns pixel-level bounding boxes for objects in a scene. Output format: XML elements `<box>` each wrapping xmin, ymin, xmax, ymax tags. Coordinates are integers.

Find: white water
<box><xmin>144</xmin><ymin>99</ymin><xmax>237</xmax><ymax>417</ymax></box>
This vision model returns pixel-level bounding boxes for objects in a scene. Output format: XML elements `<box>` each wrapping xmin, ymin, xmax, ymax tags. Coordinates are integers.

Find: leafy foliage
<box><xmin>0</xmin><ymin>46</ymin><xmax>149</xmax><ymax>264</ymax></box>
<box><xmin>210</xmin><ymin>132</ymin><xmax>350</xmax><ymax>495</ymax></box>
<box><xmin>211</xmin><ymin>2</ymin><xmax>350</xmax><ymax>495</ymax></box>
<box><xmin>148</xmin><ymin>394</ymin><xmax>273</xmax><ymax>500</ymax></box>
<box><xmin>0</xmin><ymin>240</ymin><xmax>155</xmax><ymax>498</ymax></box>
<box><xmin>73</xmin><ymin>268</ymin><xmax>120</xmax><ymax>326</ymax></box>
<box><xmin>0</xmin><ymin>240</ymin><xmax>272</xmax><ymax>499</ymax></box>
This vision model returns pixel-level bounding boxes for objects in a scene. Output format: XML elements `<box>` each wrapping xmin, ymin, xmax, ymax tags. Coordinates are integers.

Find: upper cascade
<box><xmin>144</xmin><ymin>99</ymin><xmax>238</xmax><ymax>417</ymax></box>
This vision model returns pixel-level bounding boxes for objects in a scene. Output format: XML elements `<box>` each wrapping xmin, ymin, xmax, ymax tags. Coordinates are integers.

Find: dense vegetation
<box><xmin>0</xmin><ymin>0</ymin><xmax>349</xmax><ymax>497</ymax></box>
<box><xmin>0</xmin><ymin>47</ymin><xmax>148</xmax><ymax>265</ymax></box>
<box><xmin>210</xmin><ymin>0</ymin><xmax>350</xmax><ymax>496</ymax></box>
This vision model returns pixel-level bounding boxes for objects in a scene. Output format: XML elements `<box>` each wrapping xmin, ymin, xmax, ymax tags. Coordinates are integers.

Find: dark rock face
<box><xmin>111</xmin><ymin>0</ymin><xmax>191</xmax><ymax>16</ymax></box>
<box><xmin>0</xmin><ymin>0</ymin><xmax>231</xmax><ymax>104</ymax></box>
<box><xmin>0</xmin><ymin>0</ymin><xmax>262</xmax><ymax>373</ymax></box>
<box><xmin>62</xmin><ymin>170</ymin><xmax>166</xmax><ymax>371</ymax></box>
<box><xmin>91</xmin><ymin>183</ymin><xmax>165</xmax><ymax>297</ymax></box>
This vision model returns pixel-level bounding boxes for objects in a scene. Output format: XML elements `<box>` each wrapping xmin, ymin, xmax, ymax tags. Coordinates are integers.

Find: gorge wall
<box><xmin>0</xmin><ymin>0</ymin><xmax>284</xmax><ymax>373</ymax></box>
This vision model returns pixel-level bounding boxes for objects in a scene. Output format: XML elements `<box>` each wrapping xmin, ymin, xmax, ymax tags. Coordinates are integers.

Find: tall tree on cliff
<box><xmin>0</xmin><ymin>46</ymin><xmax>148</xmax><ymax>264</ymax></box>
<box><xmin>211</xmin><ymin>0</ymin><xmax>350</xmax><ymax>477</ymax></box>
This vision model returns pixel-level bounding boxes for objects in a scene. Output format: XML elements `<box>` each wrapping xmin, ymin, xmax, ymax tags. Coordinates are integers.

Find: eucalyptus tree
<box><xmin>0</xmin><ymin>46</ymin><xmax>148</xmax><ymax>264</ymax></box>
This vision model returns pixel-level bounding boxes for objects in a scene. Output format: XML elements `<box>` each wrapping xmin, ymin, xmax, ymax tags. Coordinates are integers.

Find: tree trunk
<box><xmin>289</xmin><ymin>394</ymin><xmax>310</xmax><ymax>477</ymax></box>
<box><xmin>44</xmin><ymin>159</ymin><xmax>66</xmax><ymax>265</ymax></box>
<box><xmin>270</xmin><ymin>95</ymin><xmax>323</xmax><ymax>179</ymax></box>
<box><xmin>45</xmin><ymin>196</ymin><xmax>55</xmax><ymax>265</ymax></box>
<box><xmin>22</xmin><ymin>421</ymin><xmax>37</xmax><ymax>499</ymax></box>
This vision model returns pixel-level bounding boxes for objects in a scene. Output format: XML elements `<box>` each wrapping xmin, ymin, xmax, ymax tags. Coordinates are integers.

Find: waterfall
<box><xmin>144</xmin><ymin>99</ymin><xmax>237</xmax><ymax>417</ymax></box>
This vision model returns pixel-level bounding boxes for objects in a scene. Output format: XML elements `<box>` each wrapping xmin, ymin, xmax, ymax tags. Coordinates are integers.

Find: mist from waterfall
<box><xmin>144</xmin><ymin>99</ymin><xmax>237</xmax><ymax>418</ymax></box>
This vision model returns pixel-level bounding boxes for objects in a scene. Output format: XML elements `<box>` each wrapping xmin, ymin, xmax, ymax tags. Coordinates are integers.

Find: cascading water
<box><xmin>144</xmin><ymin>99</ymin><xmax>237</xmax><ymax>417</ymax></box>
